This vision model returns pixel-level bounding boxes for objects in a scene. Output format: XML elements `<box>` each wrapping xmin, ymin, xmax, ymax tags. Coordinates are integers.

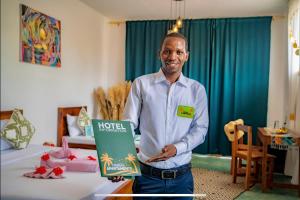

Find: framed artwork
<box><xmin>20</xmin><ymin>4</ymin><xmax>61</xmax><ymax>67</ymax></box>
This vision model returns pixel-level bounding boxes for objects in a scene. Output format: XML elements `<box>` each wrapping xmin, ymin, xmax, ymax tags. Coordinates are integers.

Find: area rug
<box><xmin>192</xmin><ymin>168</ymin><xmax>245</xmax><ymax>200</ymax></box>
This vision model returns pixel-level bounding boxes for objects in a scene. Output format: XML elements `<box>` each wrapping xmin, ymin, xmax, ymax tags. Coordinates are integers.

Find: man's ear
<box><xmin>185</xmin><ymin>51</ymin><xmax>189</xmax><ymax>61</ymax></box>
<box><xmin>157</xmin><ymin>50</ymin><xmax>161</xmax><ymax>59</ymax></box>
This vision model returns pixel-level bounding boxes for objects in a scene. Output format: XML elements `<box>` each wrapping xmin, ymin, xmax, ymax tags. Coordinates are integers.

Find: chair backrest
<box><xmin>224</xmin><ymin>119</ymin><xmax>244</xmax><ymax>142</ymax></box>
<box><xmin>233</xmin><ymin>124</ymin><xmax>253</xmax><ymax>158</ymax></box>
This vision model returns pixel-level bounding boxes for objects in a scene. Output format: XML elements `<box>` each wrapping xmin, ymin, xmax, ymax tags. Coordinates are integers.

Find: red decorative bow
<box><xmin>52</xmin><ymin>167</ymin><xmax>64</xmax><ymax>176</ymax></box>
<box><xmin>68</xmin><ymin>154</ymin><xmax>77</xmax><ymax>160</ymax></box>
<box><xmin>87</xmin><ymin>156</ymin><xmax>96</xmax><ymax>161</ymax></box>
<box><xmin>34</xmin><ymin>166</ymin><xmax>47</xmax><ymax>174</ymax></box>
<box><xmin>41</xmin><ymin>153</ymin><xmax>50</xmax><ymax>161</ymax></box>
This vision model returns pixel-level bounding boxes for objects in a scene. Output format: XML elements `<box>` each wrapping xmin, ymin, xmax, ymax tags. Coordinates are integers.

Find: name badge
<box><xmin>177</xmin><ymin>105</ymin><xmax>195</xmax><ymax>118</ymax></box>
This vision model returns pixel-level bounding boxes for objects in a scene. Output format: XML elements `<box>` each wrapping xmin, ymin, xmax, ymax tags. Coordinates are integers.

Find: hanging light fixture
<box><xmin>168</xmin><ymin>0</ymin><xmax>185</xmax><ymax>34</ymax></box>
<box><xmin>176</xmin><ymin>17</ymin><xmax>183</xmax><ymax>28</ymax></box>
<box><xmin>172</xmin><ymin>24</ymin><xmax>179</xmax><ymax>33</ymax></box>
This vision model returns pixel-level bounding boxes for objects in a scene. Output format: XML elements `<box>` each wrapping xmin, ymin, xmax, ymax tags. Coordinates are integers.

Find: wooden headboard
<box><xmin>0</xmin><ymin>110</ymin><xmax>23</xmax><ymax>120</ymax></box>
<box><xmin>57</xmin><ymin>106</ymin><xmax>86</xmax><ymax>147</ymax></box>
<box><xmin>57</xmin><ymin>106</ymin><xmax>96</xmax><ymax>149</ymax></box>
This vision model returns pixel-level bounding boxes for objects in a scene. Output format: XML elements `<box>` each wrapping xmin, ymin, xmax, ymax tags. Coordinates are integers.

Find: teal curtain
<box><xmin>207</xmin><ymin>18</ymin><xmax>271</xmax><ymax>155</ymax></box>
<box><xmin>126</xmin><ymin>20</ymin><xmax>170</xmax><ymax>79</ymax></box>
<box><xmin>126</xmin><ymin>17</ymin><xmax>271</xmax><ymax>155</ymax></box>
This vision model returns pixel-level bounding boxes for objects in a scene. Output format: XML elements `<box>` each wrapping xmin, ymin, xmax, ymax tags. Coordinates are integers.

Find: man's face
<box><xmin>160</xmin><ymin>37</ymin><xmax>189</xmax><ymax>75</ymax></box>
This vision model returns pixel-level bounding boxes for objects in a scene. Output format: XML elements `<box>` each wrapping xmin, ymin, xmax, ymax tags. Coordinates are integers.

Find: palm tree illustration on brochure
<box><xmin>126</xmin><ymin>153</ymin><xmax>138</xmax><ymax>173</ymax></box>
<box><xmin>100</xmin><ymin>153</ymin><xmax>113</xmax><ymax>175</ymax></box>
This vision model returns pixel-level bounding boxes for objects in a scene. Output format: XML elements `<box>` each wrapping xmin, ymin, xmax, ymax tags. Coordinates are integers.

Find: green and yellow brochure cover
<box><xmin>92</xmin><ymin>119</ymin><xmax>141</xmax><ymax>177</ymax></box>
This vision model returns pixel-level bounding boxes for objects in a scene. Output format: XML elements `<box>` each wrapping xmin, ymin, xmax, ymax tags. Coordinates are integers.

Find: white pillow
<box><xmin>66</xmin><ymin>114</ymin><xmax>83</xmax><ymax>137</ymax></box>
<box><xmin>1</xmin><ymin>119</ymin><xmax>13</xmax><ymax>150</ymax></box>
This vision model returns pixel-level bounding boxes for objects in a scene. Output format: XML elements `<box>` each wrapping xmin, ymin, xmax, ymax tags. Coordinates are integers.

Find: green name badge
<box><xmin>177</xmin><ymin>105</ymin><xmax>195</xmax><ymax>118</ymax></box>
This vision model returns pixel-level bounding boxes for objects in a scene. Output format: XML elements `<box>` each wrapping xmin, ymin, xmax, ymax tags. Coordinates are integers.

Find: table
<box><xmin>257</xmin><ymin>128</ymin><xmax>300</xmax><ymax>196</ymax></box>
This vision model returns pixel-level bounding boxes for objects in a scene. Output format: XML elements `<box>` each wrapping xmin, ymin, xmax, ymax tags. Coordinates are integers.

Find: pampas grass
<box><xmin>95</xmin><ymin>87</ymin><xmax>109</xmax><ymax>120</ymax></box>
<box><xmin>95</xmin><ymin>81</ymin><xmax>131</xmax><ymax>120</ymax></box>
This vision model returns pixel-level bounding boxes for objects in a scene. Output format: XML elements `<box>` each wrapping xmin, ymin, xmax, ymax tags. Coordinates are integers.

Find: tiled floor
<box><xmin>191</xmin><ymin>154</ymin><xmax>299</xmax><ymax>200</ymax></box>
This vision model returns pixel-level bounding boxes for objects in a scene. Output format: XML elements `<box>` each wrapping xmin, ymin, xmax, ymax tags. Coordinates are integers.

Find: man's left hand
<box><xmin>145</xmin><ymin>144</ymin><xmax>177</xmax><ymax>163</ymax></box>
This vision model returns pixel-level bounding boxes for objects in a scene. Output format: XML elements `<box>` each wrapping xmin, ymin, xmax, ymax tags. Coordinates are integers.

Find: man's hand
<box><xmin>145</xmin><ymin>144</ymin><xmax>177</xmax><ymax>163</ymax></box>
<box><xmin>136</xmin><ymin>147</ymin><xmax>140</xmax><ymax>153</ymax></box>
<box><xmin>108</xmin><ymin>176</ymin><xmax>125</xmax><ymax>182</ymax></box>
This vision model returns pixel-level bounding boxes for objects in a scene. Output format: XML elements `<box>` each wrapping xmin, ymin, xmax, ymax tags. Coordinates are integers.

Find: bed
<box><xmin>57</xmin><ymin>106</ymin><xmax>96</xmax><ymax>149</ymax></box>
<box><xmin>1</xmin><ymin>109</ymin><xmax>133</xmax><ymax>200</ymax></box>
<box><xmin>57</xmin><ymin>106</ymin><xmax>141</xmax><ymax>150</ymax></box>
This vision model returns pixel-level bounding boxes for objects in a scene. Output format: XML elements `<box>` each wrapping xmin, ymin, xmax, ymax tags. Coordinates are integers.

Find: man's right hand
<box><xmin>145</xmin><ymin>144</ymin><xmax>177</xmax><ymax>163</ymax></box>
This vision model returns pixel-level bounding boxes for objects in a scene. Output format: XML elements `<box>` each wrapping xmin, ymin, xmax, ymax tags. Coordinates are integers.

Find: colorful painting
<box><xmin>20</xmin><ymin>4</ymin><xmax>61</xmax><ymax>67</ymax></box>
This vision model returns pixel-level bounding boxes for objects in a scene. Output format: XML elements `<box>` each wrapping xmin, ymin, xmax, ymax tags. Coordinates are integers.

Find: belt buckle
<box><xmin>161</xmin><ymin>170</ymin><xmax>177</xmax><ymax>179</ymax></box>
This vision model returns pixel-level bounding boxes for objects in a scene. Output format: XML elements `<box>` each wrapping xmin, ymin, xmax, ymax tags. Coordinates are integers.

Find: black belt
<box><xmin>139</xmin><ymin>161</ymin><xmax>191</xmax><ymax>179</ymax></box>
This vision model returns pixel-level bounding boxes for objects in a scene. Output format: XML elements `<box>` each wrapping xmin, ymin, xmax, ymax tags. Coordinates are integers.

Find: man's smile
<box><xmin>166</xmin><ymin>61</ymin><xmax>179</xmax><ymax>66</ymax></box>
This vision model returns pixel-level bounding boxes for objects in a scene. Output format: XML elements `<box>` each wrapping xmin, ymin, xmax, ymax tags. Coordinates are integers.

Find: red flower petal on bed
<box><xmin>52</xmin><ymin>167</ymin><xmax>63</xmax><ymax>176</ymax></box>
<box><xmin>41</xmin><ymin>153</ymin><xmax>50</xmax><ymax>161</ymax></box>
<box><xmin>68</xmin><ymin>154</ymin><xmax>77</xmax><ymax>160</ymax></box>
<box><xmin>34</xmin><ymin>166</ymin><xmax>47</xmax><ymax>174</ymax></box>
<box><xmin>87</xmin><ymin>156</ymin><xmax>96</xmax><ymax>161</ymax></box>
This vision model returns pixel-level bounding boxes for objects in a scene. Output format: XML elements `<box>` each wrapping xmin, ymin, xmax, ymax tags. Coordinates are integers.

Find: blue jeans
<box><xmin>132</xmin><ymin>169</ymin><xmax>194</xmax><ymax>200</ymax></box>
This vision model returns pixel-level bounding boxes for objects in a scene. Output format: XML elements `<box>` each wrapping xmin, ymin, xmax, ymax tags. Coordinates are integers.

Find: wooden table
<box><xmin>107</xmin><ymin>180</ymin><xmax>133</xmax><ymax>200</ymax></box>
<box><xmin>257</xmin><ymin>128</ymin><xmax>300</xmax><ymax>196</ymax></box>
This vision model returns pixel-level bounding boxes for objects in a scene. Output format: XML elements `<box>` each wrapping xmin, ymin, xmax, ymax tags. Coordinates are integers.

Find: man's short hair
<box><xmin>160</xmin><ymin>32</ymin><xmax>188</xmax><ymax>51</ymax></box>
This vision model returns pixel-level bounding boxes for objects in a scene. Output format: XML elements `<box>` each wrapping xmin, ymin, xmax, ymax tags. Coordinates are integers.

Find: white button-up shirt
<box><xmin>123</xmin><ymin>69</ymin><xmax>209</xmax><ymax>169</ymax></box>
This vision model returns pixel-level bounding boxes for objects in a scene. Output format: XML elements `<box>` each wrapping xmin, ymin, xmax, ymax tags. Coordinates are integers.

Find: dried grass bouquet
<box><xmin>95</xmin><ymin>81</ymin><xmax>131</xmax><ymax>120</ymax></box>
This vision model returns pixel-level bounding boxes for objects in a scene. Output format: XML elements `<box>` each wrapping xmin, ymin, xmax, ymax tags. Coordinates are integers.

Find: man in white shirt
<box><xmin>123</xmin><ymin>32</ymin><xmax>209</xmax><ymax>199</ymax></box>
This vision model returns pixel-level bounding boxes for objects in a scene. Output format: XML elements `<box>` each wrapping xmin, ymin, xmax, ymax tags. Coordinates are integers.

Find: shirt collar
<box><xmin>154</xmin><ymin>68</ymin><xmax>188</xmax><ymax>87</ymax></box>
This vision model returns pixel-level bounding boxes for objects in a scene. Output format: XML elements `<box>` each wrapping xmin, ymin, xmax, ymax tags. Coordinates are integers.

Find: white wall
<box><xmin>102</xmin><ymin>21</ymin><xmax>126</xmax><ymax>88</ymax></box>
<box><xmin>1</xmin><ymin>0</ymin><xmax>125</xmax><ymax>144</ymax></box>
<box><xmin>267</xmin><ymin>18</ymin><xmax>289</xmax><ymax>128</ymax></box>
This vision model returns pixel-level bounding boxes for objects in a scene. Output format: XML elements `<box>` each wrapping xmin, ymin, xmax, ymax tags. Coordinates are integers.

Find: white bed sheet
<box><xmin>65</xmin><ymin>135</ymin><xmax>141</xmax><ymax>147</ymax></box>
<box><xmin>1</xmin><ymin>145</ymin><xmax>129</xmax><ymax>200</ymax></box>
<box><xmin>1</xmin><ymin>144</ymin><xmax>51</xmax><ymax>166</ymax></box>
<box><xmin>64</xmin><ymin>136</ymin><xmax>95</xmax><ymax>145</ymax></box>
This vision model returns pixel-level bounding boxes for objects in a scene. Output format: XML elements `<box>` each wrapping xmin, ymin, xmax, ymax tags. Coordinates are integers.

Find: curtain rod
<box><xmin>109</xmin><ymin>16</ymin><xmax>286</xmax><ymax>25</ymax></box>
<box><xmin>272</xmin><ymin>15</ymin><xmax>286</xmax><ymax>20</ymax></box>
<box><xmin>109</xmin><ymin>21</ymin><xmax>125</xmax><ymax>26</ymax></box>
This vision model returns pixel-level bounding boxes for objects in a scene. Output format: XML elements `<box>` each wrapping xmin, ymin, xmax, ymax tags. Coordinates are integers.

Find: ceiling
<box><xmin>80</xmin><ymin>0</ymin><xmax>288</xmax><ymax>21</ymax></box>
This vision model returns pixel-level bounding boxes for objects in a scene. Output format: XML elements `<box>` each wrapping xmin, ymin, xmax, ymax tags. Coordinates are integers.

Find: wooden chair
<box><xmin>224</xmin><ymin>119</ymin><xmax>245</xmax><ymax>175</ymax></box>
<box><xmin>225</xmin><ymin>119</ymin><xmax>262</xmax><ymax>176</ymax></box>
<box><xmin>232</xmin><ymin>124</ymin><xmax>275</xmax><ymax>190</ymax></box>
